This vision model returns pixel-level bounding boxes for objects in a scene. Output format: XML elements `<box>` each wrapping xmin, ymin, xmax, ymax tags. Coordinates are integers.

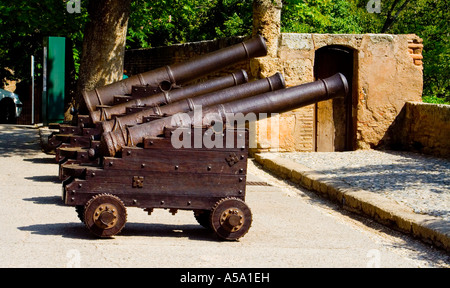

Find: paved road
<box><xmin>0</xmin><ymin>125</ymin><xmax>448</xmax><ymax>268</ymax></box>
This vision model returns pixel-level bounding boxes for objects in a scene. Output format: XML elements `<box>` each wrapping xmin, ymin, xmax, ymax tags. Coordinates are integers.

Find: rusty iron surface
<box><xmin>49</xmin><ymin>36</ymin><xmax>349</xmax><ymax>240</ymax></box>
<box><xmin>82</xmin><ymin>35</ymin><xmax>267</xmax><ymax>113</ymax></box>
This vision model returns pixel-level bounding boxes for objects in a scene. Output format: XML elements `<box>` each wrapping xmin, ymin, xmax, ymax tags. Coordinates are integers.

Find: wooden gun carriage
<box><xmin>63</xmin><ymin>127</ymin><xmax>252</xmax><ymax>240</ymax></box>
<box><xmin>52</xmin><ymin>36</ymin><xmax>348</xmax><ymax>240</ymax></box>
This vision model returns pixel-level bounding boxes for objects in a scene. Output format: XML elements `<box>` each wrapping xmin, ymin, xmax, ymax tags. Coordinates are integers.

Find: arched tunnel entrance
<box><xmin>314</xmin><ymin>45</ymin><xmax>356</xmax><ymax>152</ymax></box>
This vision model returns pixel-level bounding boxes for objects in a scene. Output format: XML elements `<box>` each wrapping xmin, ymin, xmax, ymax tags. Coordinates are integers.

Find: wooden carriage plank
<box><xmin>59</xmin><ymin>125</ymin><xmax>81</xmax><ymax>135</ymax></box>
<box><xmin>102</xmin><ymin>149</ymin><xmax>247</xmax><ymax>174</ymax></box>
<box><xmin>64</xmin><ymin>173</ymin><xmax>246</xmax><ymax>207</ymax></box>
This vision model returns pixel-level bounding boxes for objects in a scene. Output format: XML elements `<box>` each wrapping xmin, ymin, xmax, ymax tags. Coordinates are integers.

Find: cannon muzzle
<box><xmin>82</xmin><ymin>35</ymin><xmax>267</xmax><ymax>113</ymax></box>
<box><xmin>101</xmin><ymin>73</ymin><xmax>348</xmax><ymax>156</ymax></box>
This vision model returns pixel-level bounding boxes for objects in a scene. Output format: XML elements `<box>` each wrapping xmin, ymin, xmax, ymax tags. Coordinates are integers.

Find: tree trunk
<box><xmin>381</xmin><ymin>0</ymin><xmax>412</xmax><ymax>33</ymax></box>
<box><xmin>72</xmin><ymin>0</ymin><xmax>132</xmax><ymax>116</ymax></box>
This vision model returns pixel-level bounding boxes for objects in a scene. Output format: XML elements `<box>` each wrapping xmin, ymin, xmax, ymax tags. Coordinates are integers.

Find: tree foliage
<box><xmin>126</xmin><ymin>0</ymin><xmax>252</xmax><ymax>49</ymax></box>
<box><xmin>0</xmin><ymin>0</ymin><xmax>448</xmax><ymax>103</ymax></box>
<box><xmin>0</xmin><ymin>0</ymin><xmax>87</xmax><ymax>86</ymax></box>
<box><xmin>0</xmin><ymin>0</ymin><xmax>253</xmax><ymax>85</ymax></box>
<box><xmin>387</xmin><ymin>0</ymin><xmax>449</xmax><ymax>103</ymax></box>
<box><xmin>281</xmin><ymin>0</ymin><xmax>365</xmax><ymax>34</ymax></box>
<box><xmin>281</xmin><ymin>0</ymin><xmax>449</xmax><ymax>103</ymax></box>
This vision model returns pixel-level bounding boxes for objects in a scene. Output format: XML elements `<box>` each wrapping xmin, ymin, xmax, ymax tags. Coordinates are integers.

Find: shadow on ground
<box><xmin>18</xmin><ymin>222</ymin><xmax>214</xmax><ymax>242</ymax></box>
<box><xmin>0</xmin><ymin>126</ymin><xmax>41</xmax><ymax>157</ymax></box>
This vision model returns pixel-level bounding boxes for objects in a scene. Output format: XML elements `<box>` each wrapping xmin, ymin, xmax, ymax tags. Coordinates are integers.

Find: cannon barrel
<box><xmin>212</xmin><ymin>72</ymin><xmax>348</xmax><ymax>116</ymax></box>
<box><xmin>82</xmin><ymin>35</ymin><xmax>267</xmax><ymax>113</ymax></box>
<box><xmin>91</xmin><ymin>70</ymin><xmax>249</xmax><ymax>122</ymax></box>
<box><xmin>101</xmin><ymin>72</ymin><xmax>285</xmax><ymax>133</ymax></box>
<box><xmin>101</xmin><ymin>73</ymin><xmax>348</xmax><ymax>156</ymax></box>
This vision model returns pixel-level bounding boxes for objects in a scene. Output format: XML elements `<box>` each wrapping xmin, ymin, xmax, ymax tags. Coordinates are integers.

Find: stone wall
<box><xmin>251</xmin><ymin>33</ymin><xmax>424</xmax><ymax>152</ymax></box>
<box><xmin>388</xmin><ymin>102</ymin><xmax>450</xmax><ymax>158</ymax></box>
<box><xmin>354</xmin><ymin>34</ymin><xmax>424</xmax><ymax>149</ymax></box>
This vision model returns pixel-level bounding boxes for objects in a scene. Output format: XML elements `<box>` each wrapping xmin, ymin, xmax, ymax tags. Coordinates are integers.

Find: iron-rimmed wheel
<box><xmin>84</xmin><ymin>194</ymin><xmax>127</xmax><ymax>238</ymax></box>
<box><xmin>76</xmin><ymin>205</ymin><xmax>85</xmax><ymax>223</ymax></box>
<box><xmin>194</xmin><ymin>210</ymin><xmax>212</xmax><ymax>229</ymax></box>
<box><xmin>210</xmin><ymin>197</ymin><xmax>252</xmax><ymax>241</ymax></box>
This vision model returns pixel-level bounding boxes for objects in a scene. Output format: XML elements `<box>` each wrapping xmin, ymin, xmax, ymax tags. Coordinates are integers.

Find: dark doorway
<box><xmin>314</xmin><ymin>45</ymin><xmax>355</xmax><ymax>152</ymax></box>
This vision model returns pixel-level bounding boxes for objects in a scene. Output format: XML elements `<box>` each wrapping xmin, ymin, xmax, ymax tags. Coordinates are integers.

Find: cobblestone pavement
<box><xmin>277</xmin><ymin>150</ymin><xmax>450</xmax><ymax>222</ymax></box>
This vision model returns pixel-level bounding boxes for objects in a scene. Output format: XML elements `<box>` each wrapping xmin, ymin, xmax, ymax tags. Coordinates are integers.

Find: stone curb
<box><xmin>254</xmin><ymin>153</ymin><xmax>450</xmax><ymax>253</ymax></box>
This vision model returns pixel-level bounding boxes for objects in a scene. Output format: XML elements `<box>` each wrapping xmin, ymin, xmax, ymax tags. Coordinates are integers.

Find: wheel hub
<box><xmin>84</xmin><ymin>194</ymin><xmax>127</xmax><ymax>238</ymax></box>
<box><xmin>219</xmin><ymin>208</ymin><xmax>244</xmax><ymax>232</ymax></box>
<box><xmin>93</xmin><ymin>204</ymin><xmax>118</xmax><ymax>229</ymax></box>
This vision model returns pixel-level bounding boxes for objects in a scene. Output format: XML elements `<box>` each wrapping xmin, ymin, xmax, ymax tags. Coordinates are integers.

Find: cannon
<box><xmin>82</xmin><ymin>35</ymin><xmax>268</xmax><ymax>114</ymax></box>
<box><xmin>53</xmin><ymin>71</ymin><xmax>284</xmax><ymax>173</ymax></box>
<box><xmin>47</xmin><ymin>35</ymin><xmax>267</xmax><ymax>153</ymax></box>
<box><xmin>91</xmin><ymin>69</ymin><xmax>250</xmax><ymax>123</ymax></box>
<box><xmin>100</xmin><ymin>72</ymin><xmax>285</xmax><ymax>134</ymax></box>
<box><xmin>61</xmin><ymin>72</ymin><xmax>348</xmax><ymax>240</ymax></box>
<box><xmin>52</xmin><ymin>70</ymin><xmax>250</xmax><ymax>165</ymax></box>
<box><xmin>101</xmin><ymin>73</ymin><xmax>348</xmax><ymax>156</ymax></box>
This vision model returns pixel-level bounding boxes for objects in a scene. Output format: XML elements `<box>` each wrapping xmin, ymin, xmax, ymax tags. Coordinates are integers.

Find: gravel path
<box><xmin>277</xmin><ymin>150</ymin><xmax>450</xmax><ymax>222</ymax></box>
